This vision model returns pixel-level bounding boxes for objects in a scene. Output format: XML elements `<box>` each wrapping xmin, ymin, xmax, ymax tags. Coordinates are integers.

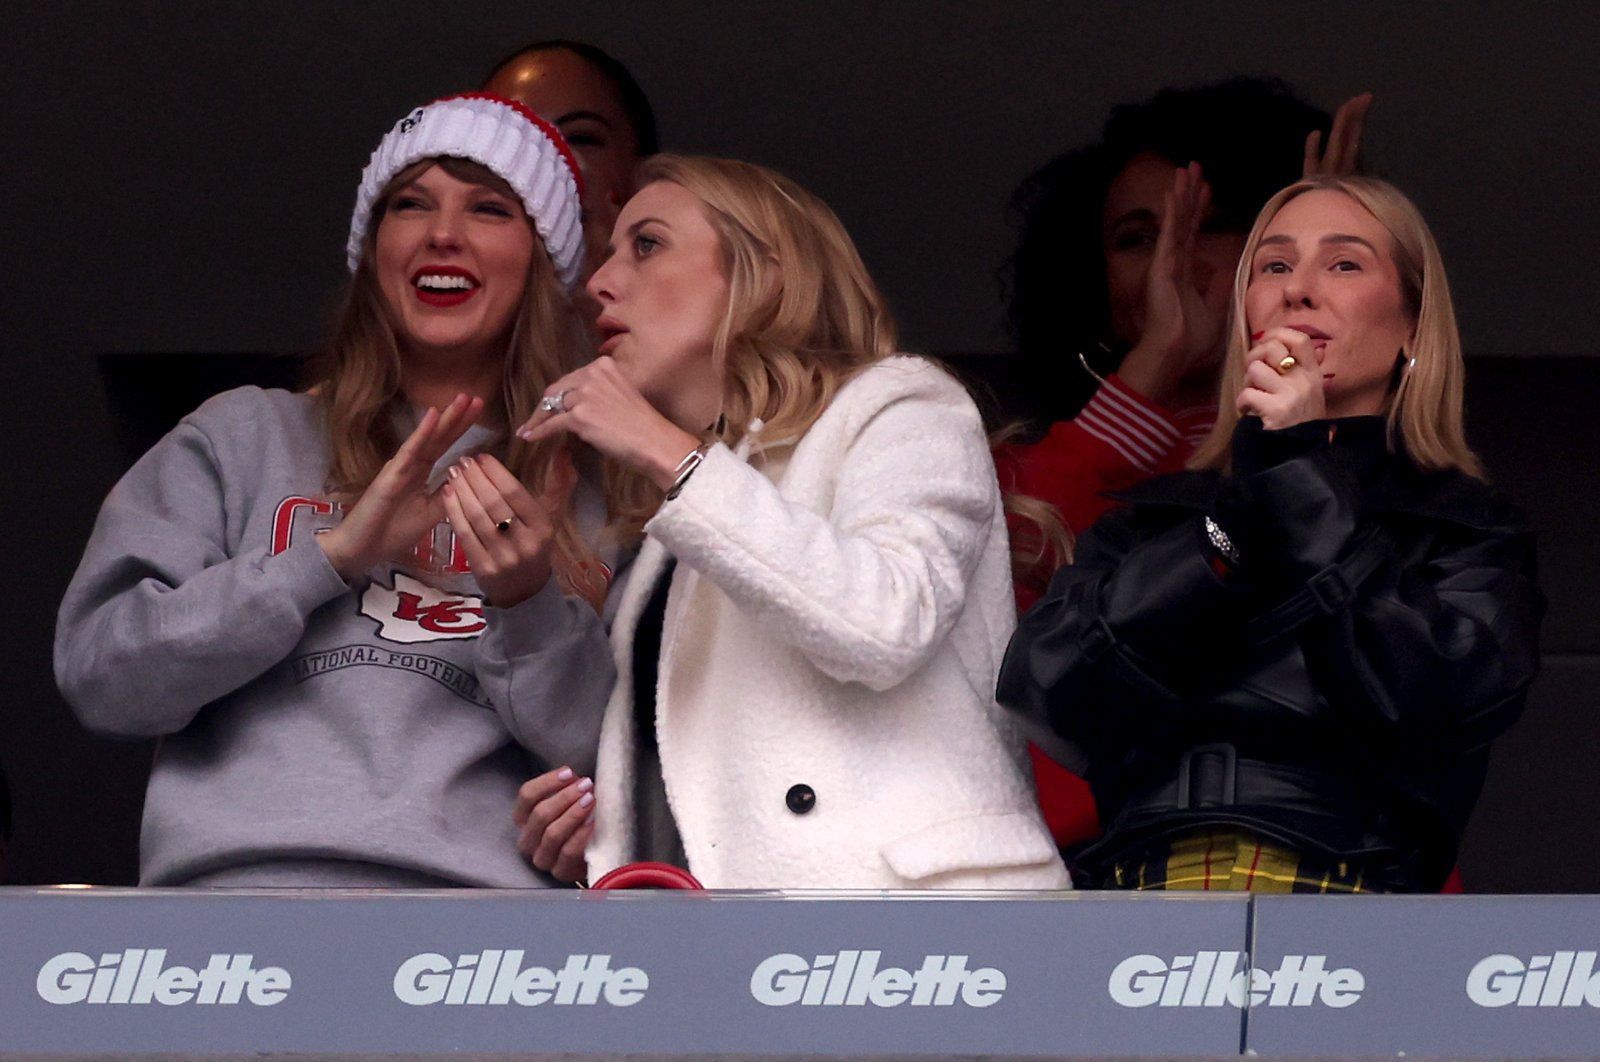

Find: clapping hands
<box><xmin>317</xmin><ymin>394</ymin><xmax>482</xmax><ymax>580</ymax></box>
<box><xmin>1117</xmin><ymin>162</ymin><xmax>1233</xmax><ymax>406</ymax></box>
<box><xmin>316</xmin><ymin>393</ymin><xmax>573</xmax><ymax>608</ymax></box>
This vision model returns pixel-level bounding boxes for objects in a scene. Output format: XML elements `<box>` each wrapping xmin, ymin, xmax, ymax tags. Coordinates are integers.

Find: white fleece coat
<box><xmin>588</xmin><ymin>357</ymin><xmax>1070</xmax><ymax>889</ymax></box>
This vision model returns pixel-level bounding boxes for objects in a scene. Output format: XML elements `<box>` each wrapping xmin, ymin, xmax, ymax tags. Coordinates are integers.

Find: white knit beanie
<box><xmin>346</xmin><ymin>93</ymin><xmax>585</xmax><ymax>289</ymax></box>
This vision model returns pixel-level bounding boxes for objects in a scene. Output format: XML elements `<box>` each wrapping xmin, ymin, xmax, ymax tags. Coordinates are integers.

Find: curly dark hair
<box><xmin>1001</xmin><ymin>77</ymin><xmax>1332</xmax><ymax>427</ymax></box>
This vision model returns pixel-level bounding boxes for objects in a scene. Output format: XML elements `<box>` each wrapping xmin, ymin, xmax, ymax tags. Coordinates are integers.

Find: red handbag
<box><xmin>590</xmin><ymin>861</ymin><xmax>704</xmax><ymax>890</ymax></box>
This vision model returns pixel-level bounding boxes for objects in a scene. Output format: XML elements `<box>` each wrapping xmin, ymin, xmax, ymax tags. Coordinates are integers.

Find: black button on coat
<box><xmin>785</xmin><ymin>784</ymin><xmax>816</xmax><ymax>814</ymax></box>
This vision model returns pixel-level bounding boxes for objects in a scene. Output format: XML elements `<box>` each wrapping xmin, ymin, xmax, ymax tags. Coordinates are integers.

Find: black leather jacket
<box><xmin>997</xmin><ymin>417</ymin><xmax>1544</xmax><ymax>891</ymax></box>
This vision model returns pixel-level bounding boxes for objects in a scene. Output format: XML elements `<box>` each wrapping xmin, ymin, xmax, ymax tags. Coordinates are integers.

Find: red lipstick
<box><xmin>411</xmin><ymin>266</ymin><xmax>480</xmax><ymax>308</ymax></box>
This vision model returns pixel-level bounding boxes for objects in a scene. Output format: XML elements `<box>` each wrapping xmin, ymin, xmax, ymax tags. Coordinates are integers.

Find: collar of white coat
<box><xmin>733</xmin><ymin>415</ymin><xmax>802</xmax><ymax>457</ymax></box>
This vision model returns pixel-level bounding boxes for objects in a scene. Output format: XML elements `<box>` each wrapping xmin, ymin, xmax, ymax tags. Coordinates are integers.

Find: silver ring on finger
<box><xmin>495</xmin><ymin>516</ymin><xmax>515</xmax><ymax>534</ymax></box>
<box><xmin>539</xmin><ymin>388</ymin><xmax>572</xmax><ymax>415</ymax></box>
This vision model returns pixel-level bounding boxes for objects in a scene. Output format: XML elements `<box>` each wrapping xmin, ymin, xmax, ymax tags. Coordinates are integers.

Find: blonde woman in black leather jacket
<box><xmin>998</xmin><ymin>176</ymin><xmax>1543</xmax><ymax>892</ymax></box>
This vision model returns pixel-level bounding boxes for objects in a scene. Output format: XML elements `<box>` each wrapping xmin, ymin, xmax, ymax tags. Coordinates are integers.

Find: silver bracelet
<box><xmin>1204</xmin><ymin>515</ymin><xmax>1242</xmax><ymax>566</ymax></box>
<box><xmin>665</xmin><ymin>443</ymin><xmax>710</xmax><ymax>501</ymax></box>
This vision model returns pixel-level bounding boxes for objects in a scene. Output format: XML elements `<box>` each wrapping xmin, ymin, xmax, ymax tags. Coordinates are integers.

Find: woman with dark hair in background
<box><xmin>483</xmin><ymin>39</ymin><xmax>659</xmax><ymax>288</ymax></box>
<box><xmin>513</xmin><ymin>155</ymin><xmax>1068</xmax><ymax>890</ymax></box>
<box><xmin>998</xmin><ymin>176</ymin><xmax>1542</xmax><ymax>891</ymax></box>
<box><xmin>1001</xmin><ymin>79</ymin><xmax>1361</xmax><ymax>438</ymax></box>
<box><xmin>55</xmin><ymin>95</ymin><xmax>613</xmax><ymax>887</ymax></box>
<box><xmin>997</xmin><ymin>79</ymin><xmax>1369</xmax><ymax>853</ymax></box>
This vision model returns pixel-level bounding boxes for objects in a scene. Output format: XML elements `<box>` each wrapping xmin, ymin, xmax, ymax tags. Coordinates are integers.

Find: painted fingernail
<box><xmin>446</xmin><ymin>465</ymin><xmax>460</xmax><ymax>480</ymax></box>
<box><xmin>556</xmin><ymin>767</ymin><xmax>573</xmax><ymax>782</ymax></box>
<box><xmin>577</xmin><ymin>777</ymin><xmax>594</xmax><ymax>793</ymax></box>
<box><xmin>578</xmin><ymin>793</ymin><xmax>595</xmax><ymax>808</ymax></box>
<box><xmin>1251</xmin><ymin>331</ymin><xmax>1265</xmax><ymax>341</ymax></box>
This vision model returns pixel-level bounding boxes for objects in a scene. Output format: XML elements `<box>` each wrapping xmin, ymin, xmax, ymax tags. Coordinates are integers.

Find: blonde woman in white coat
<box><xmin>515</xmin><ymin>155</ymin><xmax>1069</xmax><ymax>890</ymax></box>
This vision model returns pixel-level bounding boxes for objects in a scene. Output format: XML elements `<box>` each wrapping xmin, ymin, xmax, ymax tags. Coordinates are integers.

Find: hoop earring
<box><xmin>1077</xmin><ymin>341</ymin><xmax>1114</xmax><ymax>386</ymax></box>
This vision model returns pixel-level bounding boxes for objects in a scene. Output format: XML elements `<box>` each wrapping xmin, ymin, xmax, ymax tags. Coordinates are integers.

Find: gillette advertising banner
<box><xmin>2</xmin><ymin>889</ymin><xmax>1597</xmax><ymax>1056</ymax></box>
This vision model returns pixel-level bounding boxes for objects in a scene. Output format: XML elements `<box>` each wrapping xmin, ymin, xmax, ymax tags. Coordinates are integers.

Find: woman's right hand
<box><xmin>1236</xmin><ymin>327</ymin><xmax>1325</xmax><ymax>430</ymax></box>
<box><xmin>1116</xmin><ymin>162</ymin><xmax>1232</xmax><ymax>406</ymax></box>
<box><xmin>516</xmin><ymin>358</ymin><xmax>703</xmax><ymax>491</ymax></box>
<box><xmin>514</xmin><ymin>766</ymin><xmax>595</xmax><ymax>883</ymax></box>
<box><xmin>317</xmin><ymin>394</ymin><xmax>483</xmax><ymax>580</ymax></box>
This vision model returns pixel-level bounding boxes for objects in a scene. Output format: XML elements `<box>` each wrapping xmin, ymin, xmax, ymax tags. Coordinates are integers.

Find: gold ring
<box><xmin>1276</xmin><ymin>355</ymin><xmax>1297</xmax><ymax>375</ymax></box>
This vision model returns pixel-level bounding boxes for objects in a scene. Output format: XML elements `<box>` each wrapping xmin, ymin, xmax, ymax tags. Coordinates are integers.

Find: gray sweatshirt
<box><xmin>54</xmin><ymin>387</ymin><xmax>614</xmax><ymax>887</ymax></box>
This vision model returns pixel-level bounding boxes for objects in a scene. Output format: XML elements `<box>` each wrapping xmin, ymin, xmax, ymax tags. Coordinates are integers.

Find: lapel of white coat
<box><xmin>654</xmin><ymin>419</ymin><xmax>771</xmax><ymax>681</ymax></box>
<box><xmin>648</xmin><ymin>424</ymin><xmax>773</xmax><ymax>843</ymax></box>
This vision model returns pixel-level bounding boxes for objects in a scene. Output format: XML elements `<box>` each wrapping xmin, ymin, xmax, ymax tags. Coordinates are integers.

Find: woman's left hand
<box><xmin>441</xmin><ymin>450</ymin><xmax>575</xmax><ymax>608</ymax></box>
<box><xmin>514</xmin><ymin>766</ymin><xmax>594</xmax><ymax>884</ymax></box>
<box><xmin>517</xmin><ymin>358</ymin><xmax>703</xmax><ymax>491</ymax></box>
<box><xmin>1303</xmin><ymin>93</ymin><xmax>1374</xmax><ymax>178</ymax></box>
<box><xmin>1237</xmin><ymin>327</ymin><xmax>1326</xmax><ymax>430</ymax></box>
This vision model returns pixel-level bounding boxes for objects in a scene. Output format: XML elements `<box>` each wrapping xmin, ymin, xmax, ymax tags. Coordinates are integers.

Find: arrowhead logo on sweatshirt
<box><xmin>360</xmin><ymin>571</ymin><xmax>486</xmax><ymax>642</ymax></box>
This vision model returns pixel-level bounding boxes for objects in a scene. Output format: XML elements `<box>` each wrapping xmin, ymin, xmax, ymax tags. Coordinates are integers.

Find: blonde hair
<box><xmin>1189</xmin><ymin>175</ymin><xmax>1482</xmax><ymax>479</ymax></box>
<box><xmin>314</xmin><ymin>156</ymin><xmax>607</xmax><ymax>608</ymax></box>
<box><xmin>607</xmin><ymin>155</ymin><xmax>900</xmax><ymax>538</ymax></box>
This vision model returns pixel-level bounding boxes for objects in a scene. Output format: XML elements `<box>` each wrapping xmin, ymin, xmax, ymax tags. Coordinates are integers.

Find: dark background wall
<box><xmin>3</xmin><ymin>1</ymin><xmax>1596</xmax><ymax>888</ymax></box>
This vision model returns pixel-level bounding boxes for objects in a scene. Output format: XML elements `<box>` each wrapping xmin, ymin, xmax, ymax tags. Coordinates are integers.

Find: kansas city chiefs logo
<box><xmin>360</xmin><ymin>571</ymin><xmax>485</xmax><ymax>643</ymax></box>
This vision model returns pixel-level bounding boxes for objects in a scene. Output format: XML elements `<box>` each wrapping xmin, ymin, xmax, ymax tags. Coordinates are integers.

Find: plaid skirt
<box><xmin>1101</xmin><ymin>827</ymin><xmax>1375</xmax><ymax>893</ymax></box>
